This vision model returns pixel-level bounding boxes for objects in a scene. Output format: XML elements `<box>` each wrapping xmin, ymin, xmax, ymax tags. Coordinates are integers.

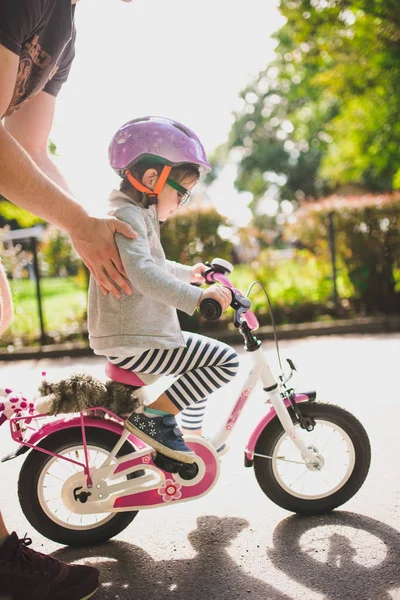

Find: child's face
<box><xmin>157</xmin><ymin>175</ymin><xmax>197</xmax><ymax>221</ymax></box>
<box><xmin>141</xmin><ymin>168</ymin><xmax>198</xmax><ymax>221</ymax></box>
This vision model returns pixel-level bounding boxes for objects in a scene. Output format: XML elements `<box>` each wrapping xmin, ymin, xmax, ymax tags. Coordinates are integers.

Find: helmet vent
<box><xmin>173</xmin><ymin>123</ymin><xmax>191</xmax><ymax>138</ymax></box>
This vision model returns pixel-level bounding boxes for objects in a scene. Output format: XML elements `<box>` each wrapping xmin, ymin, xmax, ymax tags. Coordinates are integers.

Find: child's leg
<box><xmin>180</xmin><ymin>399</ymin><xmax>208</xmax><ymax>436</ymax></box>
<box><xmin>111</xmin><ymin>333</ymin><xmax>239</xmax><ymax>462</ymax></box>
<box><xmin>114</xmin><ymin>333</ymin><xmax>239</xmax><ymax>414</ymax></box>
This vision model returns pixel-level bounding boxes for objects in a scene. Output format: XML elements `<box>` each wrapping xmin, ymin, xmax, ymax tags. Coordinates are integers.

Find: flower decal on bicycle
<box><xmin>142</xmin><ymin>455</ymin><xmax>151</xmax><ymax>464</ymax></box>
<box><xmin>158</xmin><ymin>479</ymin><xmax>182</xmax><ymax>503</ymax></box>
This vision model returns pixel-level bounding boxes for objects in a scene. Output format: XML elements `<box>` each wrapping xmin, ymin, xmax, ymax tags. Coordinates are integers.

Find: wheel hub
<box><xmin>73</xmin><ymin>486</ymin><xmax>92</xmax><ymax>504</ymax></box>
<box><xmin>304</xmin><ymin>445</ymin><xmax>324</xmax><ymax>471</ymax></box>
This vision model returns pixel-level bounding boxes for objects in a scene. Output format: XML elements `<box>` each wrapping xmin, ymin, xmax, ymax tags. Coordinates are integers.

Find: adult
<box><xmin>0</xmin><ymin>1</ymin><xmax>136</xmax><ymax>598</ymax></box>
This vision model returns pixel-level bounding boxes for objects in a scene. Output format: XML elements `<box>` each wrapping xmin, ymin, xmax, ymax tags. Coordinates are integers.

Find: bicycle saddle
<box><xmin>105</xmin><ymin>362</ymin><xmax>148</xmax><ymax>388</ymax></box>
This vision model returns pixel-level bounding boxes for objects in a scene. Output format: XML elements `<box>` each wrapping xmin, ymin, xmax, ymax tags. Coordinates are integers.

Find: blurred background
<box><xmin>1</xmin><ymin>0</ymin><xmax>399</xmax><ymax>350</ymax></box>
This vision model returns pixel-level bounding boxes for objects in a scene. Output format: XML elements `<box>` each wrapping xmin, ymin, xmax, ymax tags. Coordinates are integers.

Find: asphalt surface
<box><xmin>0</xmin><ymin>333</ymin><xmax>399</xmax><ymax>600</ymax></box>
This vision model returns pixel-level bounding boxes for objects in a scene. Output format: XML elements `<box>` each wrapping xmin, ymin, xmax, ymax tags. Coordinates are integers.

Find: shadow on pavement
<box><xmin>53</xmin><ymin>515</ymin><xmax>291</xmax><ymax>600</ymax></box>
<box><xmin>51</xmin><ymin>511</ymin><xmax>400</xmax><ymax>599</ymax></box>
<box><xmin>269</xmin><ymin>511</ymin><xmax>400</xmax><ymax>600</ymax></box>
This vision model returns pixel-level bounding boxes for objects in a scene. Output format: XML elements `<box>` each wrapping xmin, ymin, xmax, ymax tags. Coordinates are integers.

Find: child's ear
<box><xmin>142</xmin><ymin>168</ymin><xmax>158</xmax><ymax>190</ymax></box>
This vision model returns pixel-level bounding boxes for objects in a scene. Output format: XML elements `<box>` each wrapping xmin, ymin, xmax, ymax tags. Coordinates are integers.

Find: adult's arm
<box><xmin>0</xmin><ymin>44</ymin><xmax>137</xmax><ymax>297</ymax></box>
<box><xmin>5</xmin><ymin>89</ymin><xmax>72</xmax><ymax>192</ymax></box>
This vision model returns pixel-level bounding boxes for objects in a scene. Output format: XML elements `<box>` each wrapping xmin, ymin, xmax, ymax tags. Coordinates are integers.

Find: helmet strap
<box><xmin>125</xmin><ymin>165</ymin><xmax>172</xmax><ymax>206</ymax></box>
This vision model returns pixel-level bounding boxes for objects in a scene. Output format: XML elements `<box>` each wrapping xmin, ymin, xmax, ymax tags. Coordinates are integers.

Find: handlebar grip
<box><xmin>199</xmin><ymin>298</ymin><xmax>222</xmax><ymax>321</ymax></box>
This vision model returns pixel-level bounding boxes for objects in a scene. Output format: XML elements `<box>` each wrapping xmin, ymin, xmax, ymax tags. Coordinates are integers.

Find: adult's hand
<box><xmin>70</xmin><ymin>215</ymin><xmax>138</xmax><ymax>297</ymax></box>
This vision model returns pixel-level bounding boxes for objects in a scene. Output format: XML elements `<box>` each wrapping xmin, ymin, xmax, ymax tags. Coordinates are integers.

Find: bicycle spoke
<box><xmin>301</xmin><ymin>470</ymin><xmax>308</xmax><ymax>494</ymax></box>
<box><xmin>45</xmin><ymin>473</ymin><xmax>64</xmax><ymax>483</ymax></box>
<box><xmin>320</xmin><ymin>429</ymin><xmax>337</xmax><ymax>454</ymax></box>
<box><xmin>38</xmin><ymin>443</ymin><xmax>127</xmax><ymax>531</ymax></box>
<box><xmin>285</xmin><ymin>468</ymin><xmax>308</xmax><ymax>489</ymax></box>
<box><xmin>272</xmin><ymin>418</ymin><xmax>355</xmax><ymax>500</ymax></box>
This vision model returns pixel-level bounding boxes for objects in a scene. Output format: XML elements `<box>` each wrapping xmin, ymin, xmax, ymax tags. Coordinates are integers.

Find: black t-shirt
<box><xmin>0</xmin><ymin>0</ymin><xmax>76</xmax><ymax>117</ymax></box>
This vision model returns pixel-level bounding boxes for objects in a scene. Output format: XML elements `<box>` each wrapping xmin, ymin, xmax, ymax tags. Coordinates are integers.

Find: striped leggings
<box><xmin>109</xmin><ymin>332</ymin><xmax>239</xmax><ymax>431</ymax></box>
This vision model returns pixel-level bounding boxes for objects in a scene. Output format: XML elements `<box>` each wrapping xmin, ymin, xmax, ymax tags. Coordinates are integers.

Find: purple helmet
<box><xmin>109</xmin><ymin>116</ymin><xmax>211</xmax><ymax>176</ymax></box>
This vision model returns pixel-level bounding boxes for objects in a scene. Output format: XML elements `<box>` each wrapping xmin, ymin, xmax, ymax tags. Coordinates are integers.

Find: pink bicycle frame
<box><xmin>3</xmin><ymin>408</ymin><xmax>145</xmax><ymax>488</ymax></box>
<box><xmin>0</xmin><ymin>267</ymin><xmax>317</xmax><ymax>507</ymax></box>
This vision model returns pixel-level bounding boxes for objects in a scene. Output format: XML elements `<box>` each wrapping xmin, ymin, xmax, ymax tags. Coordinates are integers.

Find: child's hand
<box><xmin>199</xmin><ymin>285</ymin><xmax>232</xmax><ymax>311</ymax></box>
<box><xmin>190</xmin><ymin>263</ymin><xmax>207</xmax><ymax>285</ymax></box>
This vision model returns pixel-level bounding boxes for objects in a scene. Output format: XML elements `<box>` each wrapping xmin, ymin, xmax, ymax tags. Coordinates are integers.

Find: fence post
<box><xmin>30</xmin><ymin>236</ymin><xmax>47</xmax><ymax>346</ymax></box>
<box><xmin>327</xmin><ymin>211</ymin><xmax>339</xmax><ymax>314</ymax></box>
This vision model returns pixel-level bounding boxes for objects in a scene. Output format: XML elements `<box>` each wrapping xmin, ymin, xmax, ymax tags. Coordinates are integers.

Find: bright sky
<box><xmin>52</xmin><ymin>0</ymin><xmax>285</xmax><ymax>224</ymax></box>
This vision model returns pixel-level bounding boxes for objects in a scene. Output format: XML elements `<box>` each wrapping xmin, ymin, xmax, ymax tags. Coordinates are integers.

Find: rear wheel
<box><xmin>18</xmin><ymin>427</ymin><xmax>140</xmax><ymax>546</ymax></box>
<box><xmin>253</xmin><ymin>403</ymin><xmax>371</xmax><ymax>514</ymax></box>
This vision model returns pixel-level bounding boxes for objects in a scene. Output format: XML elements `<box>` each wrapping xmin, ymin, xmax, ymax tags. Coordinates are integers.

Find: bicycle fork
<box><xmin>254</xmin><ymin>349</ymin><xmax>322</xmax><ymax>467</ymax></box>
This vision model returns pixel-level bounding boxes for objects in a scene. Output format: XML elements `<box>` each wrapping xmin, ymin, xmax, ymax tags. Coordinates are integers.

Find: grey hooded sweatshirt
<box><xmin>88</xmin><ymin>190</ymin><xmax>203</xmax><ymax>357</ymax></box>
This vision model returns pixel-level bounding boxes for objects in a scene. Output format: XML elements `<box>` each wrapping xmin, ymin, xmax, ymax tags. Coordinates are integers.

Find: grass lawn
<box><xmin>3</xmin><ymin>253</ymin><xmax>392</xmax><ymax>348</ymax></box>
<box><xmin>3</xmin><ymin>276</ymin><xmax>87</xmax><ymax>346</ymax></box>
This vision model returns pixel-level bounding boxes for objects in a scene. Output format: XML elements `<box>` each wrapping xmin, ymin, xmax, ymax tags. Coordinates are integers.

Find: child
<box><xmin>88</xmin><ymin>116</ymin><xmax>239</xmax><ymax>464</ymax></box>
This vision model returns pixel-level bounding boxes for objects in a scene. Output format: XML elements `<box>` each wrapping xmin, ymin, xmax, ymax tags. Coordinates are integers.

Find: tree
<box><xmin>0</xmin><ymin>201</ymin><xmax>43</xmax><ymax>229</ymax></box>
<box><xmin>226</xmin><ymin>0</ymin><xmax>400</xmax><ymax>219</ymax></box>
<box><xmin>161</xmin><ymin>203</ymin><xmax>233</xmax><ymax>265</ymax></box>
<box><xmin>39</xmin><ymin>225</ymin><xmax>81</xmax><ymax>277</ymax></box>
<box><xmin>287</xmin><ymin>193</ymin><xmax>400</xmax><ymax>314</ymax></box>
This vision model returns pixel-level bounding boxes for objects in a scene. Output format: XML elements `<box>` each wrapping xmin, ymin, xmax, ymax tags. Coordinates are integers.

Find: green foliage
<box><xmin>161</xmin><ymin>204</ymin><xmax>233</xmax><ymax>264</ymax></box>
<box><xmin>226</xmin><ymin>0</ymin><xmax>400</xmax><ymax>216</ymax></box>
<box><xmin>39</xmin><ymin>225</ymin><xmax>81</xmax><ymax>277</ymax></box>
<box><xmin>287</xmin><ymin>193</ymin><xmax>400</xmax><ymax>313</ymax></box>
<box><xmin>1</xmin><ymin>276</ymin><xmax>87</xmax><ymax>347</ymax></box>
<box><xmin>48</xmin><ymin>139</ymin><xmax>57</xmax><ymax>155</ymax></box>
<box><xmin>393</xmin><ymin>167</ymin><xmax>400</xmax><ymax>190</ymax></box>
<box><xmin>230</xmin><ymin>256</ymin><xmax>352</xmax><ymax>323</ymax></box>
<box><xmin>0</xmin><ymin>201</ymin><xmax>43</xmax><ymax>228</ymax></box>
<box><xmin>3</xmin><ymin>242</ymin><xmax>392</xmax><ymax>349</ymax></box>
<box><xmin>182</xmin><ymin>250</ymin><xmax>353</xmax><ymax>333</ymax></box>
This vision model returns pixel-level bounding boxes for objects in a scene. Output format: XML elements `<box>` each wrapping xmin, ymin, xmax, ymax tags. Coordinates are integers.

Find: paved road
<box><xmin>0</xmin><ymin>333</ymin><xmax>399</xmax><ymax>600</ymax></box>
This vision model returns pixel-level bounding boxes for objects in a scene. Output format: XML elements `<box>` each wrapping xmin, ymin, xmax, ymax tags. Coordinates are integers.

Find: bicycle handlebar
<box><xmin>200</xmin><ymin>264</ymin><xmax>259</xmax><ymax>330</ymax></box>
<box><xmin>199</xmin><ymin>297</ymin><xmax>223</xmax><ymax>321</ymax></box>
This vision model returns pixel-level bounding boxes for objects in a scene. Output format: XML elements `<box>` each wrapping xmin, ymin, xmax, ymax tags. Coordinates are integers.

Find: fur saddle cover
<box><xmin>37</xmin><ymin>373</ymin><xmax>141</xmax><ymax>419</ymax></box>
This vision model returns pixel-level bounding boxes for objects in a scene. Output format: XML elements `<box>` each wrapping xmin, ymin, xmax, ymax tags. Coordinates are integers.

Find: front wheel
<box><xmin>18</xmin><ymin>427</ymin><xmax>140</xmax><ymax>546</ymax></box>
<box><xmin>253</xmin><ymin>402</ymin><xmax>371</xmax><ymax>514</ymax></box>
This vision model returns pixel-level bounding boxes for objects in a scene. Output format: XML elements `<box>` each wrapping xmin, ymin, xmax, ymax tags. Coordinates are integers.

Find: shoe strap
<box><xmin>162</xmin><ymin>415</ymin><xmax>183</xmax><ymax>438</ymax></box>
<box><xmin>162</xmin><ymin>415</ymin><xmax>177</xmax><ymax>427</ymax></box>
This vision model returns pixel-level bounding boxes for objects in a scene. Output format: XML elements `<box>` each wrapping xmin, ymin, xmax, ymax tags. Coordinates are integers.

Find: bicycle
<box><xmin>0</xmin><ymin>258</ymin><xmax>371</xmax><ymax>546</ymax></box>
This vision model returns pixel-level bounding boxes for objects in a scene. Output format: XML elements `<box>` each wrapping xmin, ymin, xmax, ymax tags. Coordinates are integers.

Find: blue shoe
<box><xmin>125</xmin><ymin>413</ymin><xmax>196</xmax><ymax>464</ymax></box>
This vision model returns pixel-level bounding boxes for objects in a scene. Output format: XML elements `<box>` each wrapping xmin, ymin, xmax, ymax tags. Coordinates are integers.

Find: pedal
<box><xmin>179</xmin><ymin>462</ymin><xmax>199</xmax><ymax>480</ymax></box>
<box><xmin>153</xmin><ymin>452</ymin><xmax>183</xmax><ymax>473</ymax></box>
